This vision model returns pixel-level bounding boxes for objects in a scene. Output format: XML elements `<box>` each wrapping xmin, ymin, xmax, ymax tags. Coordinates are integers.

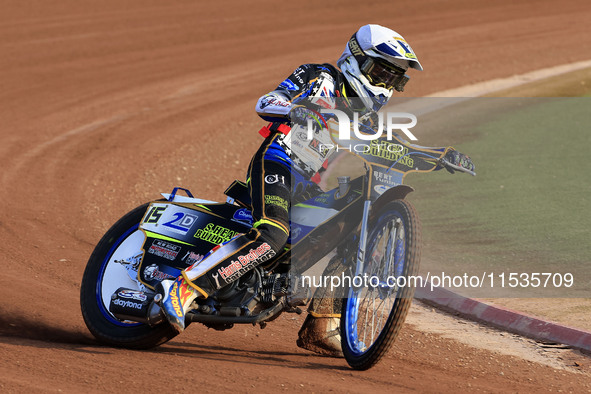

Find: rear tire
<box><xmin>80</xmin><ymin>203</ymin><xmax>178</xmax><ymax>349</ymax></box>
<box><xmin>341</xmin><ymin>199</ymin><xmax>421</xmax><ymax>370</ymax></box>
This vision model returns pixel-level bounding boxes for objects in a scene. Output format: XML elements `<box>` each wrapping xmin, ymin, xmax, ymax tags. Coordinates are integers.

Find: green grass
<box><xmin>405</xmin><ymin>97</ymin><xmax>591</xmax><ymax>295</ymax></box>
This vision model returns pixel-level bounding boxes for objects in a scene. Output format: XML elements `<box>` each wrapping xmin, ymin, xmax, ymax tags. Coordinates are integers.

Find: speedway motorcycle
<box><xmin>80</xmin><ymin>124</ymin><xmax>475</xmax><ymax>370</ymax></box>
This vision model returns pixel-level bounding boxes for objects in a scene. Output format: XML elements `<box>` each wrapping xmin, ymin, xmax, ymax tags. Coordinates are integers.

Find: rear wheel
<box><xmin>341</xmin><ymin>199</ymin><xmax>421</xmax><ymax>370</ymax></box>
<box><xmin>80</xmin><ymin>203</ymin><xmax>178</xmax><ymax>349</ymax></box>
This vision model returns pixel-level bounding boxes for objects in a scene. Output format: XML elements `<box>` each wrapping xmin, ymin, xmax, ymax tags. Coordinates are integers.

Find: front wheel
<box><xmin>80</xmin><ymin>203</ymin><xmax>178</xmax><ymax>349</ymax></box>
<box><xmin>341</xmin><ymin>199</ymin><xmax>421</xmax><ymax>370</ymax></box>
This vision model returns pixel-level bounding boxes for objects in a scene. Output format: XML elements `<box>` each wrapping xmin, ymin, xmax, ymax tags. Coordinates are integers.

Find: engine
<box><xmin>193</xmin><ymin>267</ymin><xmax>290</xmax><ymax>330</ymax></box>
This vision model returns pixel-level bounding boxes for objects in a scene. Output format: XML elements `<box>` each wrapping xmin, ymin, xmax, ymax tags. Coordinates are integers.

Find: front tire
<box><xmin>80</xmin><ymin>203</ymin><xmax>178</xmax><ymax>349</ymax></box>
<box><xmin>341</xmin><ymin>199</ymin><xmax>421</xmax><ymax>370</ymax></box>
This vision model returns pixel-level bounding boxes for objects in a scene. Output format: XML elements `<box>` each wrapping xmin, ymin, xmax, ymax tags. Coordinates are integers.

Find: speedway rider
<box><xmin>158</xmin><ymin>24</ymin><xmax>475</xmax><ymax>355</ymax></box>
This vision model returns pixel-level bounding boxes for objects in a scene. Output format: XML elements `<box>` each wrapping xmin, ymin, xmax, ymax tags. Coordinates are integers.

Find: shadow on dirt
<box><xmin>159</xmin><ymin>341</ymin><xmax>350</xmax><ymax>370</ymax></box>
<box><xmin>0</xmin><ymin>312</ymin><xmax>95</xmax><ymax>346</ymax></box>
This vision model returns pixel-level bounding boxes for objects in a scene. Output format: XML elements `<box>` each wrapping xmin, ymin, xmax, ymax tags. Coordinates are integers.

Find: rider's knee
<box><xmin>248</xmin><ymin>220</ymin><xmax>289</xmax><ymax>253</ymax></box>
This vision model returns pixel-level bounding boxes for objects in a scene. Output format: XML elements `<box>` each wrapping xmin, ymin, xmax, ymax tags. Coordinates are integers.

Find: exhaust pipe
<box><xmin>109</xmin><ymin>287</ymin><xmax>165</xmax><ymax>326</ymax></box>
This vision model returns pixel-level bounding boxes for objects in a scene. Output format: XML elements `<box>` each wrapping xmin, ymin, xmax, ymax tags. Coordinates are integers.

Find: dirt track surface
<box><xmin>1</xmin><ymin>1</ymin><xmax>591</xmax><ymax>392</ymax></box>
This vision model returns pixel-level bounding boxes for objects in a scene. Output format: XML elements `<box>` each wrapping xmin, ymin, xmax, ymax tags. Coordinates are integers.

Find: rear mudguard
<box><xmin>137</xmin><ymin>201</ymin><xmax>253</xmax><ymax>290</ymax></box>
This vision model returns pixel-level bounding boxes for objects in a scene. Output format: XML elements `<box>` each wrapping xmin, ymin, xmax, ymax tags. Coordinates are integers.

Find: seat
<box><xmin>224</xmin><ymin>180</ymin><xmax>252</xmax><ymax>208</ymax></box>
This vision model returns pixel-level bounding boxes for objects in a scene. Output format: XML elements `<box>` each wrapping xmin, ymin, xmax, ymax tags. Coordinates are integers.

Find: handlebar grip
<box><xmin>439</xmin><ymin>158</ymin><xmax>477</xmax><ymax>176</ymax></box>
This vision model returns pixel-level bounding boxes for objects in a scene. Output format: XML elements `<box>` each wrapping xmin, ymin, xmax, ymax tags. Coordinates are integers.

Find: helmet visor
<box><xmin>361</xmin><ymin>58</ymin><xmax>409</xmax><ymax>92</ymax></box>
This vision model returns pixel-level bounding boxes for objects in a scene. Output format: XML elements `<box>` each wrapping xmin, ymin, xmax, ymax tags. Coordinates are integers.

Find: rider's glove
<box><xmin>444</xmin><ymin>149</ymin><xmax>475</xmax><ymax>173</ymax></box>
<box><xmin>357</xmin><ymin>111</ymin><xmax>381</xmax><ymax>134</ymax></box>
<box><xmin>289</xmin><ymin>106</ymin><xmax>326</xmax><ymax>135</ymax></box>
<box><xmin>294</xmin><ymin>181</ymin><xmax>324</xmax><ymax>204</ymax></box>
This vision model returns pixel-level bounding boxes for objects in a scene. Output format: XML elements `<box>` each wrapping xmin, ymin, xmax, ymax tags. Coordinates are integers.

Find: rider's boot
<box><xmin>158</xmin><ymin>276</ymin><xmax>199</xmax><ymax>333</ymax></box>
<box><xmin>157</xmin><ymin>238</ymin><xmax>242</xmax><ymax>333</ymax></box>
<box><xmin>157</xmin><ymin>243</ymin><xmax>228</xmax><ymax>333</ymax></box>
<box><xmin>297</xmin><ymin>311</ymin><xmax>343</xmax><ymax>357</ymax></box>
<box><xmin>297</xmin><ymin>255</ymin><xmax>344</xmax><ymax>357</ymax></box>
<box><xmin>297</xmin><ymin>292</ymin><xmax>343</xmax><ymax>357</ymax></box>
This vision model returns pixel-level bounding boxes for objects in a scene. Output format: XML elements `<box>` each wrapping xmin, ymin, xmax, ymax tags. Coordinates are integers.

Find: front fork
<box><xmin>354</xmin><ymin>200</ymin><xmax>372</xmax><ymax>279</ymax></box>
<box><xmin>343</xmin><ymin>199</ymin><xmax>372</xmax><ymax>349</ymax></box>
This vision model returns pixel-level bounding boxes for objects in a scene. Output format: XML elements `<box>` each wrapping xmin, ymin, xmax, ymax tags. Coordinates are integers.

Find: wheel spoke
<box><xmin>371</xmin><ymin>292</ymin><xmax>376</xmax><ymax>344</ymax></box>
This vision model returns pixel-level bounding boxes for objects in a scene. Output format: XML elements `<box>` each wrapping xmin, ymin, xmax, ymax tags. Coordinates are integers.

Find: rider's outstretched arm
<box><xmin>390</xmin><ymin>132</ymin><xmax>475</xmax><ymax>173</ymax></box>
<box><xmin>255</xmin><ymin>64</ymin><xmax>323</xmax><ymax>123</ymax></box>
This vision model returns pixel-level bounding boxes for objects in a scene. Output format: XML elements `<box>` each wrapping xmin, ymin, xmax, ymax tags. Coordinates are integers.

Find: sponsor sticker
<box><xmin>112</xmin><ymin>299</ymin><xmax>144</xmax><ymax>310</ymax></box>
<box><xmin>291</xmin><ymin>225</ymin><xmax>302</xmax><ymax>240</ymax></box>
<box><xmin>216</xmin><ymin>243</ymin><xmax>276</xmax><ymax>284</ymax></box>
<box><xmin>293</xmin><ymin>67</ymin><xmax>305</xmax><ymax>84</ymax></box>
<box><xmin>170</xmin><ymin>281</ymin><xmax>183</xmax><ymax>317</ymax></box>
<box><xmin>194</xmin><ymin>223</ymin><xmax>237</xmax><ymax>245</ymax></box>
<box><xmin>232</xmin><ymin>208</ymin><xmax>253</xmax><ymax>224</ymax></box>
<box><xmin>308</xmin><ymin>138</ymin><xmax>330</xmax><ymax>158</ymax></box>
<box><xmin>265</xmin><ymin>195</ymin><xmax>288</xmax><ymax>211</ymax></box>
<box><xmin>161</xmin><ymin>212</ymin><xmax>198</xmax><ymax>235</ymax></box>
<box><xmin>366</xmin><ymin>140</ymin><xmax>414</xmax><ymax>167</ymax></box>
<box><xmin>374</xmin><ymin>185</ymin><xmax>389</xmax><ymax>195</ymax></box>
<box><xmin>296</xmin><ymin>131</ymin><xmax>308</xmax><ymax>140</ymax></box>
<box><xmin>279</xmin><ymin>78</ymin><xmax>299</xmax><ymax>91</ymax></box>
<box><xmin>349</xmin><ymin>37</ymin><xmax>364</xmax><ymax>57</ymax></box>
<box><xmin>264</xmin><ymin>174</ymin><xmax>286</xmax><ymax>184</ymax></box>
<box><xmin>373</xmin><ymin>169</ymin><xmax>399</xmax><ymax>186</ymax></box>
<box><xmin>148</xmin><ymin>239</ymin><xmax>181</xmax><ymax>261</ymax></box>
<box><xmin>143</xmin><ymin>264</ymin><xmax>176</xmax><ymax>281</ymax></box>
<box><xmin>183</xmin><ymin>251</ymin><xmax>205</xmax><ymax>267</ymax></box>
<box><xmin>117</xmin><ymin>289</ymin><xmax>148</xmax><ymax>302</ymax></box>
<box><xmin>259</xmin><ymin>95</ymin><xmax>290</xmax><ymax>110</ymax></box>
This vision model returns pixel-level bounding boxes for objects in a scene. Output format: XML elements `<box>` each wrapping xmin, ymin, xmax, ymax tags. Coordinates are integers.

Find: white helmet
<box><xmin>337</xmin><ymin>24</ymin><xmax>422</xmax><ymax>110</ymax></box>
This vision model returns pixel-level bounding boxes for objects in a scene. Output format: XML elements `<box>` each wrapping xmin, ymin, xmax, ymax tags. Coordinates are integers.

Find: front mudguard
<box><xmin>370</xmin><ymin>185</ymin><xmax>414</xmax><ymax>219</ymax></box>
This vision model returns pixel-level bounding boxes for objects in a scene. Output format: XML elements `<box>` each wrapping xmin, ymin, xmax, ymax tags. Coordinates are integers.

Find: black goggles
<box><xmin>360</xmin><ymin>57</ymin><xmax>409</xmax><ymax>92</ymax></box>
